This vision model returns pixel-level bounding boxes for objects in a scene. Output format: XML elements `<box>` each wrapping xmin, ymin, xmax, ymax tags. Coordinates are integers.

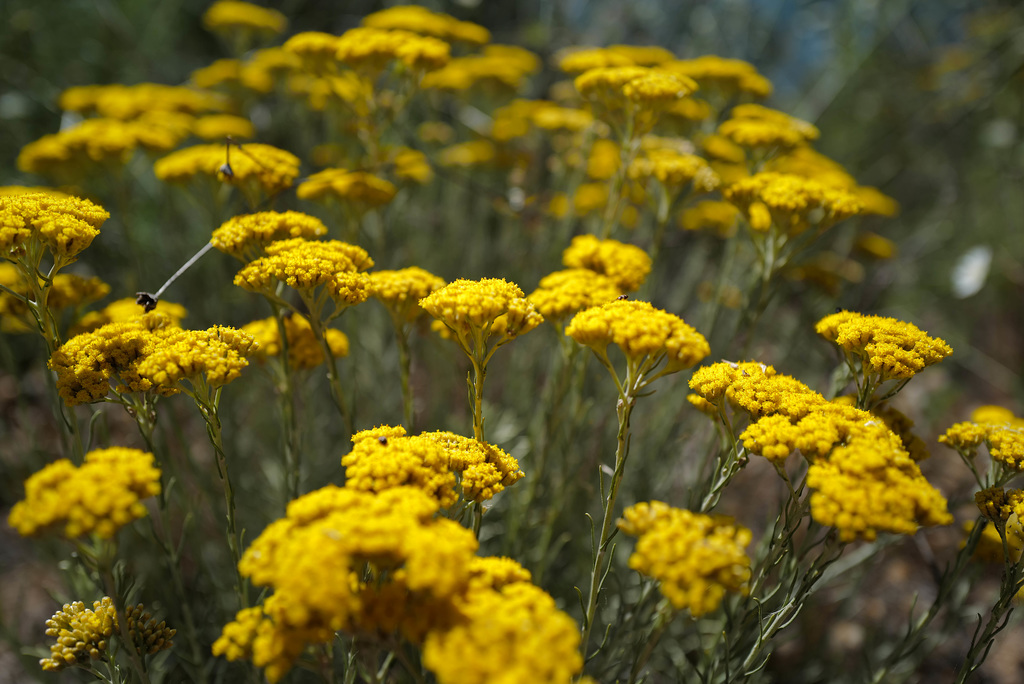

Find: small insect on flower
<box><xmin>378</xmin><ymin>436</ymin><xmax>388</xmax><ymax>445</ymax></box>
<box><xmin>617</xmin><ymin>294</ymin><xmax>629</xmax><ymax>300</ymax></box>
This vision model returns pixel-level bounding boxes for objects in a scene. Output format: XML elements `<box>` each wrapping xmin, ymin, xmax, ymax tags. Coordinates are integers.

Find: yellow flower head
<box><xmin>528</xmin><ymin>268</ymin><xmax>622</xmax><ymax>323</ymax></box>
<box><xmin>154</xmin><ymin>143</ymin><xmax>300</xmax><ymax>199</ymax></box>
<box><xmin>437</xmin><ymin>140</ymin><xmax>497</xmax><ymax>167</ymax></box>
<box><xmin>335</xmin><ymin>27</ymin><xmax>451</xmax><ymax>74</ymax></box>
<box><xmin>718</xmin><ymin>104</ymin><xmax>818</xmax><ymax>149</ymax></box>
<box><xmin>531</xmin><ymin>105</ymin><xmax>594</xmax><ymax>132</ymax></box>
<box><xmin>9</xmin><ymin>447</ymin><xmax>161</xmax><ymax>539</ymax></box>
<box><xmin>296</xmin><ymin>169</ymin><xmax>397</xmax><ymax>209</ymax></box>
<box><xmin>135</xmin><ymin>326</ymin><xmax>257</xmax><ymax>390</ymax></box>
<box><xmin>363</xmin><ymin>5</ymin><xmax>489</xmax><ymax>45</ymax></box>
<box><xmin>72</xmin><ymin>297</ymin><xmax>186</xmax><ymax>335</ymax></box>
<box><xmin>725</xmin><ymin>172</ymin><xmax>865</xmax><ymax>235</ymax></box>
<box><xmin>663</xmin><ymin>56</ymin><xmax>773</xmax><ymax>97</ymax></box>
<box><xmin>618</xmin><ymin>502</ymin><xmax>752</xmax><ymax>617</ymax></box>
<box><xmin>566</xmin><ymin>299</ymin><xmax>710</xmax><ymax>373</ymax></box>
<box><xmin>561</xmin><ymin>235</ymin><xmax>652</xmax><ymax>292</ymax></box>
<box><xmin>389</xmin><ymin>147</ymin><xmax>434</xmax><ymax>184</ymax></box>
<box><xmin>370</xmin><ymin>266</ymin><xmax>446</xmax><ymax>323</ymax></box>
<box><xmin>629</xmin><ymin>148</ymin><xmax>720</xmax><ymax>192</ymax></box>
<box><xmin>342</xmin><ymin>429</ymin><xmax>457</xmax><ymax>507</ymax></box>
<box><xmin>39</xmin><ymin>597</ymin><xmax>117</xmax><ymax>671</ymax></box>
<box><xmin>608</xmin><ymin>44</ymin><xmax>676</xmax><ymax>66</ymax></box>
<box><xmin>50</xmin><ymin>315</ymin><xmax>182</xmax><ymax>405</ymax></box>
<box><xmin>815</xmin><ymin>310</ymin><xmax>952</xmax><ymax>381</ymax></box>
<box><xmin>806</xmin><ymin>440</ymin><xmax>953</xmax><ymax>541</ymax></box>
<box><xmin>0</xmin><ymin>192</ymin><xmax>107</xmax><ymax>263</ymax></box>
<box><xmin>679</xmin><ymin>200</ymin><xmax>740</xmax><ymax>237</ymax></box>
<box><xmin>59</xmin><ymin>83</ymin><xmax>225</xmax><ymax>120</ymax></box>
<box><xmin>211</xmin><ymin>211</ymin><xmax>328</xmax><ymax>261</ymax></box>
<box><xmin>193</xmin><ymin>114</ymin><xmax>256</xmax><ymax>141</ymax></box>
<box><xmin>416</xmin><ymin>431</ymin><xmax>524</xmax><ymax>502</ymax></box>
<box><xmin>420</xmin><ymin>278</ymin><xmax>542</xmax><ymax>351</ymax></box>
<box><xmin>203</xmin><ymin>1</ymin><xmax>287</xmax><ymax>35</ymax></box>
<box><xmin>558</xmin><ymin>47</ymin><xmax>637</xmax><ymax>74</ymax></box>
<box><xmin>283</xmin><ymin>32</ymin><xmax>342</xmax><ymax>74</ymax></box>
<box><xmin>216</xmin><ymin>486</ymin><xmax>478</xmax><ymax>682</ymax></box>
<box><xmin>422</xmin><ymin>582</ymin><xmax>583</xmax><ymax>684</ymax></box>
<box><xmin>574</xmin><ymin>66</ymin><xmax>696</xmax><ymax>110</ymax></box>
<box><xmin>242</xmin><ymin>314</ymin><xmax>348</xmax><ymax>370</ymax></box>
<box><xmin>234</xmin><ymin>238</ymin><xmax>373</xmax><ymax>308</ymax></box>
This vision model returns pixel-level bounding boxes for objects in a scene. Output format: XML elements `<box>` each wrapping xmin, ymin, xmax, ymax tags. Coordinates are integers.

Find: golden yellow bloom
<box><xmin>586</xmin><ymin>138</ymin><xmax>620</xmax><ymax>180</ymax></box>
<box><xmin>629</xmin><ymin>147</ymin><xmax>720</xmax><ymax>191</ymax></box>
<box><xmin>363</xmin><ymin>5</ymin><xmax>489</xmax><ymax>45</ymax></box>
<box><xmin>283</xmin><ymin>32</ymin><xmax>341</xmax><ymax>74</ymax></box>
<box><xmin>191</xmin><ymin>58</ymin><xmax>247</xmax><ymax>90</ymax></box>
<box><xmin>575</xmin><ymin>66</ymin><xmax>696</xmax><ymax>107</ymax></box>
<box><xmin>59</xmin><ymin>83</ymin><xmax>225</xmax><ymax>120</ymax></box>
<box><xmin>389</xmin><ymin>147</ymin><xmax>433</xmax><ymax>184</ymax></box>
<box><xmin>72</xmin><ymin>297</ymin><xmax>186</xmax><ymax>335</ymax></box>
<box><xmin>335</xmin><ymin>27</ymin><xmax>450</xmax><ymax>74</ymax></box>
<box><xmin>531</xmin><ymin>105</ymin><xmax>594</xmax><ymax>132</ymax></box>
<box><xmin>0</xmin><ymin>265</ymin><xmax>109</xmax><ymax>333</ymax></box>
<box><xmin>618</xmin><ymin>502</ymin><xmax>751</xmax><ymax>617</ymax></box>
<box><xmin>815</xmin><ymin>310</ymin><xmax>952</xmax><ymax>381</ymax></box>
<box><xmin>242</xmin><ymin>314</ymin><xmax>348</xmax><ymax>370</ymax></box>
<box><xmin>566</xmin><ymin>299</ymin><xmax>710</xmax><ymax>373</ymax></box>
<box><xmin>154</xmin><ymin>143</ymin><xmax>300</xmax><ymax>198</ymax></box>
<box><xmin>967</xmin><ymin>519</ymin><xmax>1024</xmax><ymax>565</ymax></box>
<box><xmin>39</xmin><ymin>597</ymin><xmax>117</xmax><ymax>671</ymax></box>
<box><xmin>558</xmin><ymin>47</ymin><xmax>636</xmax><ymax>74</ymax></box>
<box><xmin>342</xmin><ymin>428</ymin><xmax>457</xmax><ymax>507</ymax></box>
<box><xmin>437</xmin><ymin>140</ymin><xmax>497</xmax><ymax>167</ymax></box>
<box><xmin>422</xmin><ymin>582</ymin><xmax>583</xmax><ymax>684</ymax></box>
<box><xmin>135</xmin><ymin>326</ymin><xmax>257</xmax><ymax>390</ymax></box>
<box><xmin>561</xmin><ymin>234</ymin><xmax>652</xmax><ymax>292</ymax></box>
<box><xmin>203</xmin><ymin>0</ymin><xmax>286</xmax><ymax>35</ymax></box>
<box><xmin>725</xmin><ymin>172</ymin><xmax>865</xmax><ymax>235</ymax></box>
<box><xmin>370</xmin><ymin>266</ymin><xmax>446</xmax><ymax>323</ymax></box>
<box><xmin>679</xmin><ymin>200</ymin><xmax>740</xmax><ymax>237</ymax></box>
<box><xmin>972</xmin><ymin>405</ymin><xmax>1023</xmax><ymax>425</ymax></box>
<box><xmin>420</xmin><ymin>278</ymin><xmax>542</xmax><ymax>349</ymax></box>
<box><xmin>718</xmin><ymin>104</ymin><xmax>818</xmax><ymax>149</ymax></box>
<box><xmin>215</xmin><ymin>486</ymin><xmax>478</xmax><ymax>682</ymax></box>
<box><xmin>234</xmin><ymin>238</ymin><xmax>373</xmax><ymax>309</ymax></box>
<box><xmin>211</xmin><ymin>211</ymin><xmax>328</xmax><ymax>261</ymax></box>
<box><xmin>663</xmin><ymin>56</ymin><xmax>773</xmax><ymax>97</ymax></box>
<box><xmin>416</xmin><ymin>431</ymin><xmax>524</xmax><ymax>502</ymax></box>
<box><xmin>422</xmin><ymin>55</ymin><xmax>535</xmax><ymax>92</ymax></box>
<box><xmin>873</xmin><ymin>404</ymin><xmax>930</xmax><ymax>462</ymax></box>
<box><xmin>1</xmin><ymin>192</ymin><xmax>107</xmax><ymax>263</ymax></box>
<box><xmin>528</xmin><ymin>268</ymin><xmax>622</xmax><ymax>323</ymax></box>
<box><xmin>854</xmin><ymin>231</ymin><xmax>897</xmax><ymax>260</ymax></box>
<box><xmin>296</xmin><ymin>169</ymin><xmax>397</xmax><ymax>208</ymax></box>
<box><xmin>193</xmin><ymin>114</ymin><xmax>256</xmax><ymax>140</ymax></box>
<box><xmin>806</xmin><ymin>441</ymin><xmax>953</xmax><ymax>542</ymax></box>
<box><xmin>9</xmin><ymin>447</ymin><xmax>161</xmax><ymax>539</ymax></box>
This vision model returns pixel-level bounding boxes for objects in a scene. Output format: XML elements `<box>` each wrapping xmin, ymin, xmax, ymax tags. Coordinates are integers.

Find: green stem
<box><xmin>628</xmin><ymin>601</ymin><xmax>675</xmax><ymax>684</ymax></box>
<box><xmin>309</xmin><ymin>315</ymin><xmax>354</xmax><ymax>436</ymax></box>
<box><xmin>580</xmin><ymin>364</ymin><xmax>637</xmax><ymax>659</ymax></box>
<box><xmin>98</xmin><ymin>555</ymin><xmax>152</xmax><ymax>684</ymax></box>
<box><xmin>272</xmin><ymin>305</ymin><xmax>302</xmax><ymax>503</ymax></box>
<box><xmin>394</xmin><ymin>321</ymin><xmax>414</xmax><ymax>430</ymax></box>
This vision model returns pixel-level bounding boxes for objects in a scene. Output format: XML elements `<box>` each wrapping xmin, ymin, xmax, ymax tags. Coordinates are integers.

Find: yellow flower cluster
<box><xmin>242</xmin><ymin>314</ymin><xmax>348</xmax><ymax>370</ymax></box>
<box><xmin>154</xmin><ymin>143</ymin><xmax>300</xmax><ymax>198</ymax></box>
<box><xmin>940</xmin><ymin>406</ymin><xmax>1024</xmax><ymax>470</ymax></box>
<box><xmin>335</xmin><ymin>27</ymin><xmax>451</xmax><ymax>74</ymax></box>
<box><xmin>679</xmin><ymin>200</ymin><xmax>740</xmax><ymax>237</ymax></box>
<box><xmin>72</xmin><ymin>297</ymin><xmax>186</xmax><ymax>335</ymax></box>
<box><xmin>362</xmin><ymin>5</ymin><xmax>490</xmax><ymax>45</ymax></box>
<box><xmin>39</xmin><ymin>597</ymin><xmax>117</xmax><ymax>671</ymax></box>
<box><xmin>58</xmin><ymin>83</ymin><xmax>224</xmax><ymax>120</ymax></box>
<box><xmin>1</xmin><ymin>192</ymin><xmax>108</xmax><ymax>263</ymax></box>
<box><xmin>211</xmin><ymin>211</ymin><xmax>327</xmax><ymax>261</ymax></box>
<box><xmin>566</xmin><ymin>299</ymin><xmax>710</xmax><ymax>372</ymax></box>
<box><xmin>387</xmin><ymin>147</ymin><xmax>433</xmax><ymax>184</ymax></box>
<box><xmin>618</xmin><ymin>501</ymin><xmax>751</xmax><ymax>616</ymax></box>
<box><xmin>343</xmin><ymin>426</ymin><xmax>524</xmax><ymax>506</ymax></box>
<box><xmin>370</xmin><ymin>266</ymin><xmax>446</xmax><ymax>323</ymax></box>
<box><xmin>725</xmin><ymin>172</ymin><xmax>865</xmax><ymax>235</ymax></box>
<box><xmin>561</xmin><ymin>235</ymin><xmax>652</xmax><ymax>292</ymax></box>
<box><xmin>436</xmin><ymin>139</ymin><xmax>497</xmax><ymax>167</ymax></box>
<box><xmin>296</xmin><ymin>168</ymin><xmax>397</xmax><ymax>208</ymax></box>
<box><xmin>421</xmin><ymin>581</ymin><xmax>583</xmax><ymax>684</ymax></box>
<box><xmin>17</xmin><ymin>118</ymin><xmax>190</xmax><ymax>176</ymax></box>
<box><xmin>192</xmin><ymin>114</ymin><xmax>256</xmax><ymax>140</ymax></box>
<box><xmin>815</xmin><ymin>310</ymin><xmax>953</xmax><ymax>381</ymax></box>
<box><xmin>9</xmin><ymin>447</ymin><xmax>161</xmax><ymax>539</ymax></box>
<box><xmin>718</xmin><ymin>103</ymin><xmax>819</xmax><ymax>149</ymax></box>
<box><xmin>213</xmin><ymin>486</ymin><xmax>479</xmax><ymax>682</ymax></box>
<box><xmin>202</xmin><ymin>0</ymin><xmax>286</xmax><ymax>34</ymax></box>
<box><xmin>0</xmin><ymin>264</ymin><xmax>109</xmax><ymax>333</ymax></box>
<box><xmin>691</xmin><ymin>361</ymin><xmax>952</xmax><ymax>540</ymax></box>
<box><xmin>575</xmin><ymin>65</ymin><xmax>697</xmax><ymax>109</ymax></box>
<box><xmin>528</xmin><ymin>268</ymin><xmax>623</xmax><ymax>323</ymax></box>
<box><xmin>420</xmin><ymin>278</ymin><xmax>543</xmax><ymax>349</ymax></box>
<box><xmin>663</xmin><ymin>56</ymin><xmax>773</xmax><ymax>97</ymax></box>
<box><xmin>134</xmin><ymin>326</ymin><xmax>258</xmax><ymax>390</ymax></box>
<box><xmin>234</xmin><ymin>238</ymin><xmax>373</xmax><ymax>308</ymax></box>
<box><xmin>975</xmin><ymin>487</ymin><xmax>1024</xmax><ymax>529</ymax></box>
<box><xmin>559</xmin><ymin>47</ymin><xmax>636</xmax><ymax>73</ymax></box>
<box><xmin>629</xmin><ymin>147</ymin><xmax>720</xmax><ymax>192</ymax></box>
<box><xmin>421</xmin><ymin>52</ymin><xmax>539</xmax><ymax>92</ymax></box>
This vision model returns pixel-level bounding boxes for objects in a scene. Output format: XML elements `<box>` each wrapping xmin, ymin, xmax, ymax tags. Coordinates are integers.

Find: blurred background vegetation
<box><xmin>2</xmin><ymin>0</ymin><xmax>1023</xmax><ymax>682</ymax></box>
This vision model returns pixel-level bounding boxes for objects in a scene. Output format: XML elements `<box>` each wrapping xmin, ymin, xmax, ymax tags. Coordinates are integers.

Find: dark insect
<box><xmin>135</xmin><ymin>292</ymin><xmax>158</xmax><ymax>313</ymax></box>
<box><xmin>617</xmin><ymin>294</ymin><xmax>629</xmax><ymax>300</ymax></box>
<box><xmin>378</xmin><ymin>437</ymin><xmax>388</xmax><ymax>445</ymax></box>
